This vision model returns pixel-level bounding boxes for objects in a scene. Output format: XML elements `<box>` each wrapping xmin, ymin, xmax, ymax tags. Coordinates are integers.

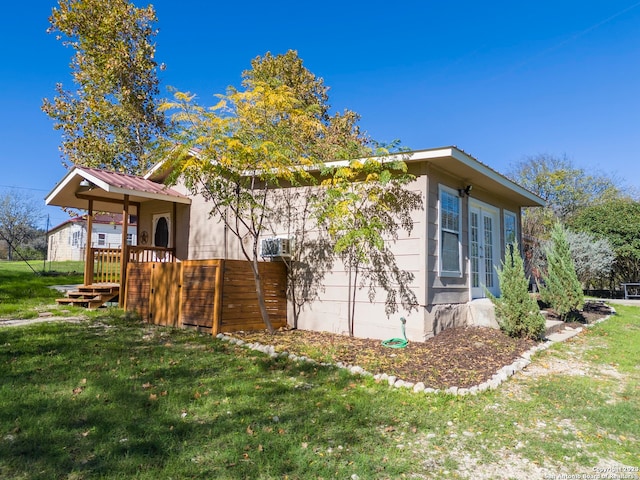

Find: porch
<box><xmin>46</xmin><ymin>165</ymin><xmax>287</xmax><ymax>334</ymax></box>
<box><xmin>55</xmin><ymin>245</ymin><xmax>177</xmax><ymax>308</ymax></box>
<box><xmin>45</xmin><ymin>165</ymin><xmax>191</xmax><ymax>309</ymax></box>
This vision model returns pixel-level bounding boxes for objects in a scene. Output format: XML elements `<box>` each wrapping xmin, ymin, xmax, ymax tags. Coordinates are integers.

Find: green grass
<box><xmin>0</xmin><ymin>265</ymin><xmax>639</xmax><ymax>478</ymax></box>
<box><xmin>0</xmin><ymin>261</ymin><xmax>84</xmax><ymax>318</ymax></box>
<box><xmin>0</xmin><ymin>314</ymin><xmax>426</xmax><ymax>479</ymax></box>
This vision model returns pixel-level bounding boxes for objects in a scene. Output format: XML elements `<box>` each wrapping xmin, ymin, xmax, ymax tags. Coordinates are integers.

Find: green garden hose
<box><xmin>381</xmin><ymin>317</ymin><xmax>408</xmax><ymax>348</ymax></box>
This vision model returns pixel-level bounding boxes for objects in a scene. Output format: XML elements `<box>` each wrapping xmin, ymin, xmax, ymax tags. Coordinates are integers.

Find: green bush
<box><xmin>489</xmin><ymin>242</ymin><xmax>545</xmax><ymax>339</ymax></box>
<box><xmin>540</xmin><ymin>222</ymin><xmax>584</xmax><ymax>320</ymax></box>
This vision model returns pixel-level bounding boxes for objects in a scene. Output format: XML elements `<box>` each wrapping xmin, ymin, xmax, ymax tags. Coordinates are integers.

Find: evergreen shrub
<box><xmin>539</xmin><ymin>222</ymin><xmax>584</xmax><ymax>320</ymax></box>
<box><xmin>489</xmin><ymin>242</ymin><xmax>545</xmax><ymax>340</ymax></box>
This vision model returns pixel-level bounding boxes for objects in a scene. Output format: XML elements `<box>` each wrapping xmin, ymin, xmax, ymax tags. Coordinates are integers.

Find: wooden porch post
<box><xmin>119</xmin><ymin>195</ymin><xmax>130</xmax><ymax>307</ymax></box>
<box><xmin>84</xmin><ymin>200</ymin><xmax>94</xmax><ymax>286</ymax></box>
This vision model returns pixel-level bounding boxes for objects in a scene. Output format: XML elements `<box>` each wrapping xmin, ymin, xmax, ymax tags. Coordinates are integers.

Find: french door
<box><xmin>469</xmin><ymin>202</ymin><xmax>500</xmax><ymax>298</ymax></box>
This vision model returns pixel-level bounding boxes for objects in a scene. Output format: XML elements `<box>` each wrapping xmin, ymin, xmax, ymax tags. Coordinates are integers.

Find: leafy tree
<box><xmin>318</xmin><ymin>146</ymin><xmax>423</xmax><ymax>337</ymax></box>
<box><xmin>0</xmin><ymin>191</ymin><xmax>44</xmax><ymax>261</ymax></box>
<box><xmin>488</xmin><ymin>242</ymin><xmax>545</xmax><ymax>339</ymax></box>
<box><xmin>162</xmin><ymin>51</ymin><xmax>421</xmax><ymax>335</ymax></box>
<box><xmin>508</xmin><ymin>153</ymin><xmax>621</xmax><ymax>221</ymax></box>
<box><xmin>245</xmin><ymin>50</ymin><xmax>330</xmax><ymax>121</ymax></box>
<box><xmin>565</xmin><ymin>230</ymin><xmax>614</xmax><ymax>290</ymax></box>
<box><xmin>43</xmin><ymin>0</ymin><xmax>166</xmax><ymax>174</ymax></box>
<box><xmin>569</xmin><ymin>198</ymin><xmax>640</xmax><ymax>288</ymax></box>
<box><xmin>161</xmin><ymin>51</ymin><xmax>366</xmax><ymax>334</ymax></box>
<box><xmin>244</xmin><ymin>50</ymin><xmax>369</xmax><ymax>162</ymax></box>
<box><xmin>539</xmin><ymin>222</ymin><xmax>583</xmax><ymax>320</ymax></box>
<box><xmin>238</xmin><ymin>51</ymin><xmax>370</xmax><ymax>330</ymax></box>
<box><xmin>508</xmin><ymin>153</ymin><xmax>623</xmax><ymax>283</ymax></box>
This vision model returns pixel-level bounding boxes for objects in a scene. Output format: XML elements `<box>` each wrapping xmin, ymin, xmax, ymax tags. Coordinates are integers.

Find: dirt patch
<box><xmin>0</xmin><ymin>316</ymin><xmax>84</xmax><ymax>327</ymax></box>
<box><xmin>542</xmin><ymin>299</ymin><xmax>613</xmax><ymax>326</ymax></box>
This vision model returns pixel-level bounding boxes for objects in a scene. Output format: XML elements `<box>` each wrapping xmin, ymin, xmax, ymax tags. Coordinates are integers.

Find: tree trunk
<box><xmin>251</xmin><ymin>255</ymin><xmax>275</xmax><ymax>334</ymax></box>
<box><xmin>347</xmin><ymin>263</ymin><xmax>353</xmax><ymax>336</ymax></box>
<box><xmin>288</xmin><ymin>260</ymin><xmax>300</xmax><ymax>329</ymax></box>
<box><xmin>350</xmin><ymin>264</ymin><xmax>359</xmax><ymax>337</ymax></box>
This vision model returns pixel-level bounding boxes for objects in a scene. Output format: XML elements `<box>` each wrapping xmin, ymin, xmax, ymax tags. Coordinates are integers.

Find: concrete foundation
<box><xmin>466</xmin><ymin>298</ymin><xmax>500</xmax><ymax>329</ymax></box>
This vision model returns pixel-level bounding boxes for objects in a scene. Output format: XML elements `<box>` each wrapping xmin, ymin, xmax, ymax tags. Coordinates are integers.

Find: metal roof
<box><xmin>45</xmin><ymin>165</ymin><xmax>191</xmax><ymax>214</ymax></box>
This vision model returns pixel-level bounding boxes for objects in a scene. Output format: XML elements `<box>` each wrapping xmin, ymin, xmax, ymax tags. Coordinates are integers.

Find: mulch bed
<box><xmin>231</xmin><ymin>327</ymin><xmax>533</xmax><ymax>389</ymax></box>
<box><xmin>230</xmin><ymin>301</ymin><xmax>615</xmax><ymax>389</ymax></box>
<box><xmin>542</xmin><ymin>300</ymin><xmax>614</xmax><ymax>333</ymax></box>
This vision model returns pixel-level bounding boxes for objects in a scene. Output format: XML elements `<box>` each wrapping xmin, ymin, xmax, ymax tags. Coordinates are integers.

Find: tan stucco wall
<box><xmin>268</xmin><ymin>173</ymin><xmax>429</xmax><ymax>342</ymax></box>
<box><xmin>138</xmin><ymin>200</ymin><xmax>175</xmax><ymax>246</ymax></box>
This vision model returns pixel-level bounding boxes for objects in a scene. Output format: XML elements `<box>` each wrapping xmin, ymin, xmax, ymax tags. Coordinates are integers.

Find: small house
<box><xmin>45</xmin><ymin>146</ymin><xmax>544</xmax><ymax>340</ymax></box>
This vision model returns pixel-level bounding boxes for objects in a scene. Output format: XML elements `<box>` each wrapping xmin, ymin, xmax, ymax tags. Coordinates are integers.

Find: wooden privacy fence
<box><xmin>124</xmin><ymin>259</ymin><xmax>287</xmax><ymax>334</ymax></box>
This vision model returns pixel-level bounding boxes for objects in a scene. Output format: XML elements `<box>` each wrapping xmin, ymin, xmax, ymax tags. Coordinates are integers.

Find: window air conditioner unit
<box><xmin>261</xmin><ymin>237</ymin><xmax>291</xmax><ymax>258</ymax></box>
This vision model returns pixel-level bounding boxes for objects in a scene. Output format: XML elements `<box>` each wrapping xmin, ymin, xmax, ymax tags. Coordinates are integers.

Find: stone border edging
<box><xmin>217</xmin><ymin>308</ymin><xmax>615</xmax><ymax>396</ymax></box>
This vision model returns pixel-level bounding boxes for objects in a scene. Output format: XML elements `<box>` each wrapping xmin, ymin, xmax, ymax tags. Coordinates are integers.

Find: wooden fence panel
<box><xmin>220</xmin><ymin>260</ymin><xmax>287</xmax><ymax>332</ymax></box>
<box><xmin>149</xmin><ymin>262</ymin><xmax>181</xmax><ymax>327</ymax></box>
<box><xmin>125</xmin><ymin>263</ymin><xmax>152</xmax><ymax>321</ymax></box>
<box><xmin>179</xmin><ymin>259</ymin><xmax>223</xmax><ymax>331</ymax></box>
<box><xmin>125</xmin><ymin>259</ymin><xmax>287</xmax><ymax>334</ymax></box>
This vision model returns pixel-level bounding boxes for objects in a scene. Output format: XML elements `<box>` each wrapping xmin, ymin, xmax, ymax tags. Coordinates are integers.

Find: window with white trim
<box><xmin>504</xmin><ymin>210</ymin><xmax>517</xmax><ymax>246</ymax></box>
<box><xmin>71</xmin><ymin>231</ymin><xmax>82</xmax><ymax>247</ymax></box>
<box><xmin>439</xmin><ymin>186</ymin><xmax>462</xmax><ymax>276</ymax></box>
<box><xmin>97</xmin><ymin>233</ymin><xmax>106</xmax><ymax>246</ymax></box>
<box><xmin>152</xmin><ymin>213</ymin><xmax>171</xmax><ymax>248</ymax></box>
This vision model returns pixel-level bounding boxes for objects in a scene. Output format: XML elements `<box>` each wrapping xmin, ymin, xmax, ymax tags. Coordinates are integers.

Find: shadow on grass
<box><xmin>0</xmin><ymin>318</ymin><xmax>406</xmax><ymax>479</ymax></box>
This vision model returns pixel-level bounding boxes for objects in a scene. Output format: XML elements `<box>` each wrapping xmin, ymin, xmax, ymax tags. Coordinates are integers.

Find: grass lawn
<box><xmin>0</xmin><ymin>263</ymin><xmax>639</xmax><ymax>478</ymax></box>
<box><xmin>0</xmin><ymin>261</ymin><xmax>84</xmax><ymax>319</ymax></box>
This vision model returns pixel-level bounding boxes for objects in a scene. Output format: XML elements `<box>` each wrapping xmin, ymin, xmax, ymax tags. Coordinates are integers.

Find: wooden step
<box><xmin>56</xmin><ymin>284</ymin><xmax>120</xmax><ymax>309</ymax></box>
<box><xmin>77</xmin><ymin>284</ymin><xmax>119</xmax><ymax>294</ymax></box>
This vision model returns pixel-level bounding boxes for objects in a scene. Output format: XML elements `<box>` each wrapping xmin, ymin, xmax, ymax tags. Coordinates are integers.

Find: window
<box><xmin>504</xmin><ymin>210</ymin><xmax>517</xmax><ymax>246</ymax></box>
<box><xmin>97</xmin><ymin>233</ymin><xmax>106</xmax><ymax>247</ymax></box>
<box><xmin>152</xmin><ymin>213</ymin><xmax>171</xmax><ymax>248</ymax></box>
<box><xmin>71</xmin><ymin>231</ymin><xmax>82</xmax><ymax>247</ymax></box>
<box><xmin>126</xmin><ymin>233</ymin><xmax>133</xmax><ymax>246</ymax></box>
<box><xmin>439</xmin><ymin>186</ymin><xmax>461</xmax><ymax>275</ymax></box>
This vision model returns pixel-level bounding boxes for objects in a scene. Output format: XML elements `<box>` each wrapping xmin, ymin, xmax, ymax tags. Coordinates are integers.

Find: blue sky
<box><xmin>2</xmin><ymin>0</ymin><xmax>640</xmax><ymax>229</ymax></box>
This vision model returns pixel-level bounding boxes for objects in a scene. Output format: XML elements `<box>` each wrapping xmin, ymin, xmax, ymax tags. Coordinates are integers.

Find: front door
<box><xmin>469</xmin><ymin>202</ymin><xmax>500</xmax><ymax>298</ymax></box>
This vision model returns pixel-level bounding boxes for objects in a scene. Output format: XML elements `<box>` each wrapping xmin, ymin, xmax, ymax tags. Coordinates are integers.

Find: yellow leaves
<box><xmin>365</xmin><ymin>172</ymin><xmax>379</xmax><ymax>182</ymax></box>
<box><xmin>173</xmin><ymin>91</ymin><xmax>197</xmax><ymax>103</ymax></box>
<box><xmin>210</xmin><ymin>98</ymin><xmax>227</xmax><ymax>112</ymax></box>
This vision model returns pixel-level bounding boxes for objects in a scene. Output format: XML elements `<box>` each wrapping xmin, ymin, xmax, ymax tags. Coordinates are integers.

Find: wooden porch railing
<box><xmin>128</xmin><ymin>246</ymin><xmax>177</xmax><ymax>264</ymax></box>
<box><xmin>92</xmin><ymin>248</ymin><xmax>121</xmax><ymax>284</ymax></box>
<box><xmin>87</xmin><ymin>246</ymin><xmax>177</xmax><ymax>285</ymax></box>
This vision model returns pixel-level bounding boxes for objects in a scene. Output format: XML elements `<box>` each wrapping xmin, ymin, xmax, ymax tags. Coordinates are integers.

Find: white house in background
<box><xmin>47</xmin><ymin>213</ymin><xmax>137</xmax><ymax>262</ymax></box>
